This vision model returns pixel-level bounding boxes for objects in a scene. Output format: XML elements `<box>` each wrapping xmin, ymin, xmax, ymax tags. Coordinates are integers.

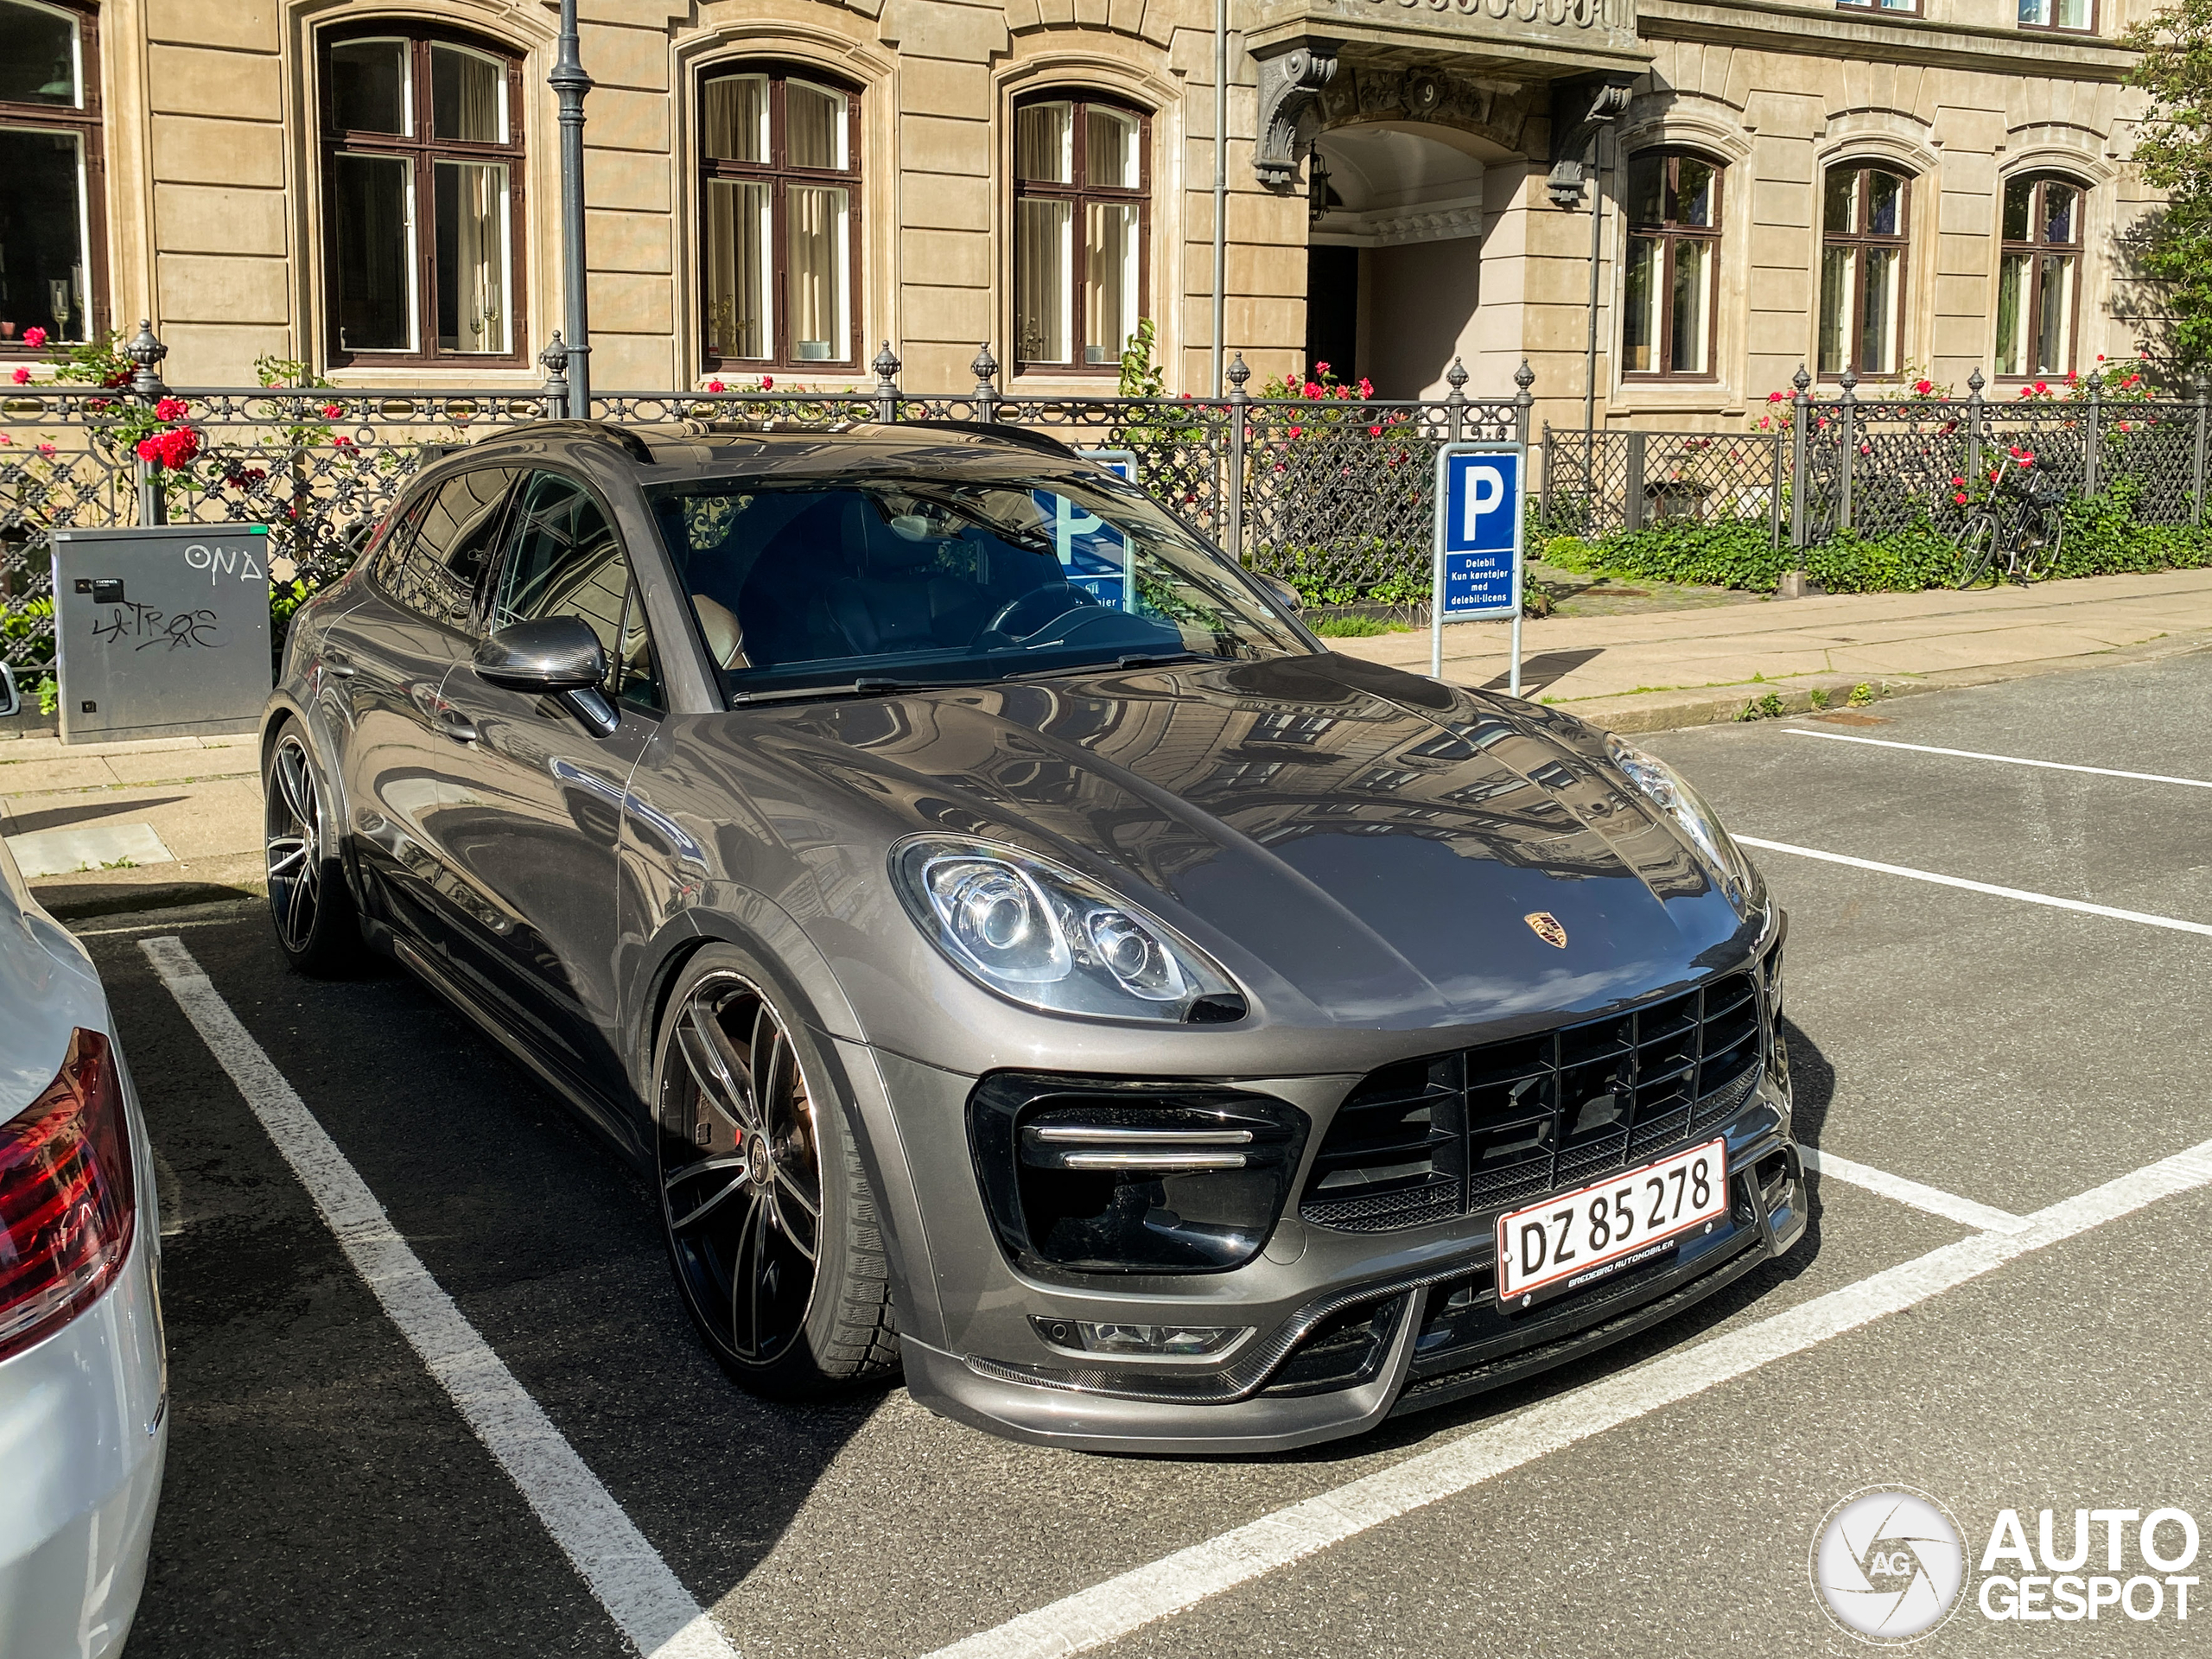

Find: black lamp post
<box><xmin>551</xmin><ymin>0</ymin><xmax>593</xmax><ymax>418</ymax></box>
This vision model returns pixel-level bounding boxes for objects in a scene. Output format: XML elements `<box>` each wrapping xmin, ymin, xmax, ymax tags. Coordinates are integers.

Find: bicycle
<box><xmin>1954</xmin><ymin>458</ymin><xmax>2066</xmax><ymax>588</ymax></box>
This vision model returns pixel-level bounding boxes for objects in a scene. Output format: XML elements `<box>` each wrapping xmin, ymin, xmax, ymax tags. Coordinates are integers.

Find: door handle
<box><xmin>440</xmin><ymin>710</ymin><xmax>480</xmax><ymax>744</ymax></box>
<box><xmin>323</xmin><ymin>646</ymin><xmax>356</xmax><ymax>679</ymax></box>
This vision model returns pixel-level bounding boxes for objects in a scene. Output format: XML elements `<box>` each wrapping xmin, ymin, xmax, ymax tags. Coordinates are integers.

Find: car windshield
<box><xmin>645</xmin><ymin>469</ymin><xmax>1313</xmax><ymax>700</ymax></box>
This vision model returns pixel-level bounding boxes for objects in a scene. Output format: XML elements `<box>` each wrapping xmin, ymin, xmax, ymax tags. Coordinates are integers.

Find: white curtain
<box><xmin>788</xmin><ymin>185</ymin><xmax>849</xmax><ymax>360</ymax></box>
<box><xmin>707</xmin><ymin>179</ymin><xmax>771</xmax><ymax>359</ymax></box>
<box><xmin>1016</xmin><ymin>200</ymin><xmax>1071</xmax><ymax>363</ymax></box>
<box><xmin>702</xmin><ymin>75</ymin><xmax>768</xmax><ymax>163</ymax></box>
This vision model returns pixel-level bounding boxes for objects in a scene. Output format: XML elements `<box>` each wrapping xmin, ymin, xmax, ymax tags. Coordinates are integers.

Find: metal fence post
<box><xmin>2082</xmin><ymin>368</ymin><xmax>2101</xmax><ymax>498</ymax></box>
<box><xmin>537</xmin><ymin>333</ymin><xmax>569</xmax><ymax>420</ymax></box>
<box><xmin>1965</xmin><ymin>368</ymin><xmax>1984</xmax><ymax>499</ymax></box>
<box><xmin>1541</xmin><ymin>421</ymin><xmax>1554</xmax><ymax>529</ymax></box>
<box><xmin>971</xmin><ymin>344</ymin><xmax>1000</xmax><ymax>423</ymax></box>
<box><xmin>1226</xmin><ymin>352</ymin><xmax>1249</xmax><ymax>565</ymax></box>
<box><xmin>126</xmin><ymin>320</ymin><xmax>169</xmax><ymax>527</ymax></box>
<box><xmin>1624</xmin><ymin>429</ymin><xmax>1646</xmax><ymax>533</ymax></box>
<box><xmin>873</xmin><ymin>342</ymin><xmax>902</xmax><ymax>425</ymax></box>
<box><xmin>1513</xmin><ymin>359</ymin><xmax>1535</xmax><ymax>447</ymax></box>
<box><xmin>1837</xmin><ymin>365</ymin><xmax>1858</xmax><ymax>536</ymax></box>
<box><xmin>1789</xmin><ymin>365</ymin><xmax>1810</xmax><ymax>549</ymax></box>
<box><xmin>2193</xmin><ymin>371</ymin><xmax>2209</xmax><ymax>527</ymax></box>
<box><xmin>1445</xmin><ymin>357</ymin><xmax>1467</xmax><ymax>446</ymax></box>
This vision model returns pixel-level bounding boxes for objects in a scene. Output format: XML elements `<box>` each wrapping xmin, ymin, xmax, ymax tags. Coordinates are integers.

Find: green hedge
<box><xmin>1544</xmin><ymin>496</ymin><xmax>2212</xmax><ymax>595</ymax></box>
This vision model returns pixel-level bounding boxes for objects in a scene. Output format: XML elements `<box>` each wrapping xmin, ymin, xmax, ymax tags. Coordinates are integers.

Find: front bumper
<box><xmin>883</xmin><ymin>1056</ymin><xmax>1807</xmax><ymax>1454</ymax></box>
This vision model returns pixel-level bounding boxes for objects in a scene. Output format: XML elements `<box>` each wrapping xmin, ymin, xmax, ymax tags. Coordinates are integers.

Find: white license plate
<box><xmin>1494</xmin><ymin>1138</ymin><xmax>1729</xmax><ymax>1307</ymax></box>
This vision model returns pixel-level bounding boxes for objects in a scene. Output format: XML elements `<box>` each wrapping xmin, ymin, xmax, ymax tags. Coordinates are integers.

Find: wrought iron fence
<box><xmin>1541</xmin><ymin>364</ymin><xmax>2212</xmax><ymax>552</ymax></box>
<box><xmin>1</xmin><ymin>326</ymin><xmax>1534</xmax><ymax>690</ymax></box>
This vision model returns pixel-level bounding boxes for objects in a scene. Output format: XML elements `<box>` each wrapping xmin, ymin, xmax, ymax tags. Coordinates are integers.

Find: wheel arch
<box><xmin>632</xmin><ymin>893</ymin><xmax>943</xmax><ymax>1346</ymax></box>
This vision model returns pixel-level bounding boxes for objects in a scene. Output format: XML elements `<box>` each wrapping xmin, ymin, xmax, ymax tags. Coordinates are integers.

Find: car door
<box><xmin>329</xmin><ymin>464</ymin><xmax>522</xmax><ymax>952</ymax></box>
<box><xmin>423</xmin><ymin>467</ymin><xmax>662</xmax><ymax>1109</ymax></box>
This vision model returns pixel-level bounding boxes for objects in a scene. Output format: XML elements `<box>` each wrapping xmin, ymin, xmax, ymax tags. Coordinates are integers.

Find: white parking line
<box><xmin>1795</xmin><ymin>1143</ymin><xmax>2030</xmax><ymax>1235</ymax></box>
<box><xmin>1787</xmin><ymin>728</ymin><xmax>2212</xmax><ymax>788</ymax></box>
<box><xmin>1735</xmin><ymin>836</ymin><xmax>2212</xmax><ymax>938</ymax></box>
<box><xmin>139</xmin><ymin>937</ymin><xmax>741</xmax><ymax>1659</ymax></box>
<box><xmin>922</xmin><ymin>1136</ymin><xmax>2212</xmax><ymax>1659</ymax></box>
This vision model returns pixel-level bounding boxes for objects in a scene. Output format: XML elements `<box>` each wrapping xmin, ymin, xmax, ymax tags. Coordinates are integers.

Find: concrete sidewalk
<box><xmin>0</xmin><ymin>732</ymin><xmax>264</xmax><ymax>918</ymax></box>
<box><xmin>1329</xmin><ymin>565</ymin><xmax>2212</xmax><ymax>730</ymax></box>
<box><xmin>7</xmin><ymin>567</ymin><xmax>2209</xmax><ymax>918</ymax></box>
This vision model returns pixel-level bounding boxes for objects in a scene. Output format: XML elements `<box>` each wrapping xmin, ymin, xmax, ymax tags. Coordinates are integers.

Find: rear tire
<box><xmin>1954</xmin><ymin>515</ymin><xmax>1999</xmax><ymax>589</ymax></box>
<box><xmin>264</xmin><ymin>720</ymin><xmax>367</xmax><ymax>977</ymax></box>
<box><xmin>652</xmin><ymin>945</ymin><xmax>899</xmax><ymax>1398</ymax></box>
<box><xmin>2022</xmin><ymin>513</ymin><xmax>2063</xmax><ymax>582</ymax></box>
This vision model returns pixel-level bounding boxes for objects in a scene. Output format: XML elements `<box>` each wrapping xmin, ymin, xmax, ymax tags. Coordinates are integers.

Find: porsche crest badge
<box><xmin>1523</xmin><ymin>912</ymin><xmax>1568</xmax><ymax>949</ymax></box>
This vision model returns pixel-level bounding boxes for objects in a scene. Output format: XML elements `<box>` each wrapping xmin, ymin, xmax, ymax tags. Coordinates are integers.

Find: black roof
<box><xmin>460</xmin><ymin>416</ymin><xmax>1091</xmax><ymax>481</ymax></box>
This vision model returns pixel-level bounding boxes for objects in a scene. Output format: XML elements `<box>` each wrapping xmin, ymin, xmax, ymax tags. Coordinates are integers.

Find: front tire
<box><xmin>264</xmin><ymin>721</ymin><xmax>366</xmax><ymax>976</ymax></box>
<box><xmin>652</xmin><ymin>947</ymin><xmax>899</xmax><ymax>1397</ymax></box>
<box><xmin>1954</xmin><ymin>515</ymin><xmax>1999</xmax><ymax>589</ymax></box>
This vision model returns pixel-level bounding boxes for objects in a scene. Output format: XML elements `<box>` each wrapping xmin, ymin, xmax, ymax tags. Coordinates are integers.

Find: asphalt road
<box><xmin>92</xmin><ymin>647</ymin><xmax>2212</xmax><ymax>1658</ymax></box>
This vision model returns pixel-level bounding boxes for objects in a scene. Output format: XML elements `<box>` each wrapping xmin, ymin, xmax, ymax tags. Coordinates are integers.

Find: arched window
<box><xmin>1621</xmin><ymin>150</ymin><xmax>1722</xmax><ymax>378</ymax></box>
<box><xmin>1996</xmin><ymin>174</ymin><xmax>2085</xmax><ymax>378</ymax></box>
<box><xmin>320</xmin><ymin>26</ymin><xmax>525</xmax><ymax>365</ymax></box>
<box><xmin>1818</xmin><ymin>163</ymin><xmax>1911</xmax><ymax>378</ymax></box>
<box><xmin>698</xmin><ymin>65</ymin><xmax>861</xmax><ymax>370</ymax></box>
<box><xmin>1013</xmin><ymin>94</ymin><xmax>1148</xmax><ymax>372</ymax></box>
<box><xmin>0</xmin><ymin>0</ymin><xmax>106</xmax><ymax>359</ymax></box>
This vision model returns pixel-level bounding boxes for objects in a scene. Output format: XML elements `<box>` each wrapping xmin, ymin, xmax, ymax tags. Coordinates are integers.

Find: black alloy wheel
<box><xmin>653</xmin><ymin>951</ymin><xmax>898</xmax><ymax>1394</ymax></box>
<box><xmin>264</xmin><ymin>721</ymin><xmax>365</xmax><ymax>975</ymax></box>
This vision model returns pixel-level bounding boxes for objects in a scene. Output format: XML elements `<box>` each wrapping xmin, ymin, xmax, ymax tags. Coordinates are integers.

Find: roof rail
<box><xmin>889</xmin><ymin>418</ymin><xmax>1082</xmax><ymax>461</ymax></box>
<box><xmin>505</xmin><ymin>417</ymin><xmax>656</xmax><ymax>463</ymax></box>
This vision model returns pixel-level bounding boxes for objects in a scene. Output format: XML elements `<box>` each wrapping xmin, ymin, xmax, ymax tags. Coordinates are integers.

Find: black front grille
<box><xmin>1301</xmin><ymin>958</ymin><xmax>1772</xmax><ymax>1235</ymax></box>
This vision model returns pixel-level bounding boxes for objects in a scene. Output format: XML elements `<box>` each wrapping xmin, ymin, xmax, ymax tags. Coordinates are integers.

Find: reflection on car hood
<box><xmin>709</xmin><ymin>652</ymin><xmax>1758</xmax><ymax>1031</ymax></box>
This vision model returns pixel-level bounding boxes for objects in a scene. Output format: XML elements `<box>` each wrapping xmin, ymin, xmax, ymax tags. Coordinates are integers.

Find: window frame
<box><xmin>0</xmin><ymin>0</ymin><xmax>109</xmax><ymax>360</ymax></box>
<box><xmin>1619</xmin><ymin>149</ymin><xmax>1724</xmax><ymax>383</ymax></box>
<box><xmin>695</xmin><ymin>61</ymin><xmax>864</xmax><ymax>374</ymax></box>
<box><xmin>1011</xmin><ymin>91</ymin><xmax>1152</xmax><ymax>378</ymax></box>
<box><xmin>2018</xmin><ymin>0</ymin><xmax>2097</xmax><ymax>35</ymax></box>
<box><xmin>491</xmin><ymin>467</ymin><xmax>664</xmax><ymax>710</ymax></box>
<box><xmin>1994</xmin><ymin>172</ymin><xmax>2087</xmax><ymax>382</ymax></box>
<box><xmin>1833</xmin><ymin>0</ymin><xmax>1923</xmax><ymax>16</ymax></box>
<box><xmin>1817</xmin><ymin>162</ymin><xmax>1914</xmax><ymax>383</ymax></box>
<box><xmin>316</xmin><ymin>22</ymin><xmax>529</xmax><ymax>370</ymax></box>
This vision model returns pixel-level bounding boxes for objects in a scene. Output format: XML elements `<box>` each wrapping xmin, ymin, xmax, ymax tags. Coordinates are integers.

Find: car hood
<box><xmin>698</xmin><ymin>652</ymin><xmax>1760</xmax><ymax>1033</ymax></box>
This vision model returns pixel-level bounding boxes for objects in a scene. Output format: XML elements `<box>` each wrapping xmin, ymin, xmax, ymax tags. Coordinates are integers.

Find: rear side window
<box><xmin>385</xmin><ymin>467</ymin><xmax>520</xmax><ymax>623</ymax></box>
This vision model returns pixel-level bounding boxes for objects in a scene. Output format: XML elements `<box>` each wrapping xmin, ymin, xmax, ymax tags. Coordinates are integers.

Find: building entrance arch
<box><xmin>1306</xmin><ymin>121</ymin><xmax>1510</xmax><ymax>397</ymax></box>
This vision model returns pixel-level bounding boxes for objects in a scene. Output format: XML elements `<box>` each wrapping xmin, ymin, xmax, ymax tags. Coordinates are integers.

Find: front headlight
<box><xmin>891</xmin><ymin>836</ymin><xmax>1245</xmax><ymax>1023</ymax></box>
<box><xmin>1605</xmin><ymin>734</ymin><xmax>1761</xmax><ymax>905</ymax></box>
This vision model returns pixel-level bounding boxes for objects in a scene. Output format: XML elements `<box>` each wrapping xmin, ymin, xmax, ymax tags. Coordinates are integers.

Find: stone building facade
<box><xmin>0</xmin><ymin>0</ymin><xmax>2163</xmax><ymax>432</ymax></box>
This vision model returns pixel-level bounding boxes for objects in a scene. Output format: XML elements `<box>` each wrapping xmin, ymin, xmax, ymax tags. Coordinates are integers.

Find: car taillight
<box><xmin>0</xmin><ymin>1029</ymin><xmax>137</xmax><ymax>1363</ymax></box>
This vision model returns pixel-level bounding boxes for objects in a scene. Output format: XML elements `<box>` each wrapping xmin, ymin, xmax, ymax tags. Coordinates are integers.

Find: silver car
<box><xmin>0</xmin><ymin>735</ymin><xmax>167</xmax><ymax>1656</ymax></box>
<box><xmin>263</xmin><ymin>421</ymin><xmax>1806</xmax><ymax>1453</ymax></box>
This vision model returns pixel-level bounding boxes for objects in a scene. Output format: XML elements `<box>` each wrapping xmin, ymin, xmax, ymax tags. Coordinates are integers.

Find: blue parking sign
<box><xmin>1430</xmin><ymin>440</ymin><xmax>1528</xmax><ymax>690</ymax></box>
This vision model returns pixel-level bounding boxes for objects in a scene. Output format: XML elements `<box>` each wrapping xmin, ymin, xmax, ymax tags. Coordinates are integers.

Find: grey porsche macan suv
<box><xmin>264</xmin><ymin>418</ymin><xmax>1807</xmax><ymax>1452</ymax></box>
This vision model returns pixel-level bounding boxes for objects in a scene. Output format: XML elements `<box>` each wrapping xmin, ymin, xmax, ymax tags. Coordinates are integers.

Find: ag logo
<box><xmin>1522</xmin><ymin>912</ymin><xmax>1567</xmax><ymax>949</ymax></box>
<box><xmin>1812</xmin><ymin>1487</ymin><xmax>1966</xmax><ymax>1644</ymax></box>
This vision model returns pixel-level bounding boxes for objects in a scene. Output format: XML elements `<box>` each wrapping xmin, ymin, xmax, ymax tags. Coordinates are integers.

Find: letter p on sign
<box><xmin>1463</xmin><ymin>464</ymin><xmax>1505</xmax><ymax>541</ymax></box>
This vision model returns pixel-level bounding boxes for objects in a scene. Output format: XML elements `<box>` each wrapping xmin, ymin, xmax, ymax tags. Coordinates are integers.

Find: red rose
<box><xmin>1368</xmin><ymin>424</ymin><xmax>1382</xmax><ymax>436</ymax></box>
<box><xmin>332</xmin><ymin>434</ymin><xmax>353</xmax><ymax>448</ymax></box>
<box><xmin>1357</xmin><ymin>378</ymin><xmax>1373</xmax><ymax>397</ymax></box>
<box><xmin>35</xmin><ymin>442</ymin><xmax>54</xmax><ymax>456</ymax></box>
<box><xmin>760</xmin><ymin>376</ymin><xmax>773</xmax><ymax>390</ymax></box>
<box><xmin>1954</xmin><ymin>492</ymin><xmax>1968</xmax><ymax>505</ymax></box>
<box><xmin>1914</xmin><ymin>379</ymin><xmax>1932</xmax><ymax>395</ymax></box>
<box><xmin>321</xmin><ymin>404</ymin><xmax>342</xmax><ymax>420</ymax></box>
<box><xmin>22</xmin><ymin>326</ymin><xmax>46</xmax><ymax>348</ymax></box>
<box><xmin>2034</xmin><ymin>381</ymin><xmax>2048</xmax><ymax>394</ymax></box>
<box><xmin>136</xmin><ymin>435</ymin><xmax>162</xmax><ymax>463</ymax></box>
<box><xmin>9</xmin><ymin>366</ymin><xmax>27</xmax><ymax>385</ymax></box>
<box><xmin>1314</xmin><ymin>361</ymin><xmax>1331</xmax><ymax>375</ymax></box>
<box><xmin>1769</xmin><ymin>391</ymin><xmax>1784</xmax><ymax>403</ymax></box>
<box><xmin>1287</xmin><ymin>425</ymin><xmax>1303</xmax><ymax>438</ymax></box>
<box><xmin>156</xmin><ymin>397</ymin><xmax>189</xmax><ymax>422</ymax></box>
<box><xmin>707</xmin><ymin>379</ymin><xmax>726</xmax><ymax>393</ymax></box>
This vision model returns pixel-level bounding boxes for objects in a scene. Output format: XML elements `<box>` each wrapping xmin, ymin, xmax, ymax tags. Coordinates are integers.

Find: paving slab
<box><xmin>4</xmin><ymin>820</ymin><xmax>175</xmax><ymax>879</ymax></box>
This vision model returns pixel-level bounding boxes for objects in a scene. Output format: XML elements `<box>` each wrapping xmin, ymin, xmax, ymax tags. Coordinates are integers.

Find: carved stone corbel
<box><xmin>1253</xmin><ymin>41</ymin><xmax>1339</xmax><ymax>191</ymax></box>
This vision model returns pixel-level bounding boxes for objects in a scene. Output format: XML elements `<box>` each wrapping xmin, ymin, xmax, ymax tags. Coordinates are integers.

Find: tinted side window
<box><xmin>387</xmin><ymin>467</ymin><xmax>519</xmax><ymax>622</ymax></box>
<box><xmin>496</xmin><ymin>470</ymin><xmax>662</xmax><ymax>710</ymax></box>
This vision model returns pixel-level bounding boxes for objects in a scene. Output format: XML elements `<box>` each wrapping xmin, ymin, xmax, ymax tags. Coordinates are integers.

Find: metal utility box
<box><xmin>51</xmin><ymin>524</ymin><xmax>274</xmax><ymax>744</ymax></box>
